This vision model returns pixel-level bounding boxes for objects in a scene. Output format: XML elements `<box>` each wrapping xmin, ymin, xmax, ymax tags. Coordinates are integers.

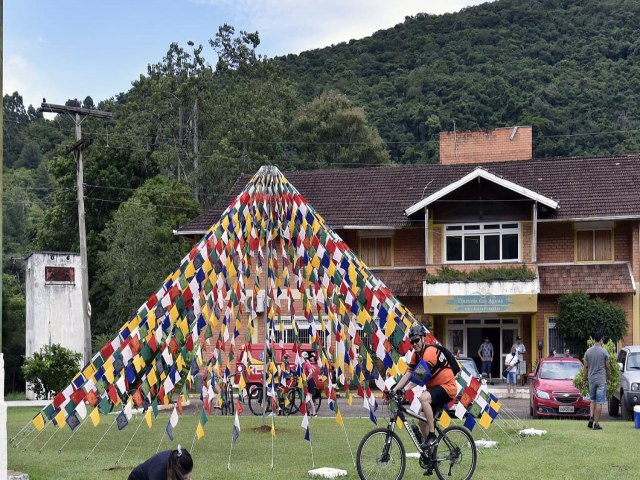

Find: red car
<box><xmin>528</xmin><ymin>357</ymin><xmax>590</xmax><ymax>419</ymax></box>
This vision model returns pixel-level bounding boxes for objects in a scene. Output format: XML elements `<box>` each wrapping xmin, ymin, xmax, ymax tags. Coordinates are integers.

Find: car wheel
<box><xmin>608</xmin><ymin>395</ymin><xmax>620</xmax><ymax>417</ymax></box>
<box><xmin>620</xmin><ymin>393</ymin><xmax>632</xmax><ymax>420</ymax></box>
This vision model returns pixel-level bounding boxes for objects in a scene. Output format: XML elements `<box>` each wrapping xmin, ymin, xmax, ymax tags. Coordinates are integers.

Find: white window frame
<box><xmin>444</xmin><ymin>222</ymin><xmax>521</xmax><ymax>263</ymax></box>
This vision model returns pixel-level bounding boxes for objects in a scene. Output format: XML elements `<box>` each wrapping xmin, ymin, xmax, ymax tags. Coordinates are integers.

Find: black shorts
<box><xmin>429</xmin><ymin>385</ymin><xmax>453</xmax><ymax>410</ymax></box>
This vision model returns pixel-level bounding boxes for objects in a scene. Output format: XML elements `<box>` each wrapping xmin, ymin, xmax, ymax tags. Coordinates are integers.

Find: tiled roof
<box><xmin>538</xmin><ymin>263</ymin><xmax>635</xmax><ymax>295</ymax></box>
<box><xmin>371</xmin><ymin>268</ymin><xmax>425</xmax><ymax>297</ymax></box>
<box><xmin>177</xmin><ymin>155</ymin><xmax>640</xmax><ymax>233</ymax></box>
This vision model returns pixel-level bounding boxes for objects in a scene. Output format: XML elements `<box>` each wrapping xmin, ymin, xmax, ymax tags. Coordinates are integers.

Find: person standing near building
<box><xmin>583</xmin><ymin>332</ymin><xmax>611</xmax><ymax>430</ymax></box>
<box><xmin>478</xmin><ymin>336</ymin><xmax>494</xmax><ymax>385</ymax></box>
<box><xmin>512</xmin><ymin>336</ymin><xmax>527</xmax><ymax>385</ymax></box>
<box><xmin>504</xmin><ymin>346</ymin><xmax>519</xmax><ymax>398</ymax></box>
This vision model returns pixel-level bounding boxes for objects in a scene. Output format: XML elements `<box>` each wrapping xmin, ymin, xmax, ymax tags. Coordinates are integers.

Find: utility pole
<box><xmin>40</xmin><ymin>102</ymin><xmax>112</xmax><ymax>364</ymax></box>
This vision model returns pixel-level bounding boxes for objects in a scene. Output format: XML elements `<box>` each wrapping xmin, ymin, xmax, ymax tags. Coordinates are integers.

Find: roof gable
<box><xmin>404</xmin><ymin>167</ymin><xmax>558</xmax><ymax>216</ymax></box>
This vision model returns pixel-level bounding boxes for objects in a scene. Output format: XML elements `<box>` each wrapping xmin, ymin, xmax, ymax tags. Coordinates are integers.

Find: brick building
<box><xmin>177</xmin><ymin>126</ymin><xmax>640</xmax><ymax>380</ymax></box>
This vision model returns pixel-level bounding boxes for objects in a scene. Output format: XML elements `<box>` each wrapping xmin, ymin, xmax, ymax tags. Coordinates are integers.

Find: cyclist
<box><xmin>392</xmin><ymin>324</ymin><xmax>457</xmax><ymax>450</ymax></box>
<box><xmin>302</xmin><ymin>351</ymin><xmax>318</xmax><ymax>416</ymax></box>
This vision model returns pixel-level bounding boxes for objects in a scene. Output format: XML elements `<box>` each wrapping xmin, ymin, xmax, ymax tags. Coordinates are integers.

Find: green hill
<box><xmin>276</xmin><ymin>0</ymin><xmax>640</xmax><ymax>162</ymax></box>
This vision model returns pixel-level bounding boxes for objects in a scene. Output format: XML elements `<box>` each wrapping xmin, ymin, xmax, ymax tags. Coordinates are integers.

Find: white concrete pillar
<box><xmin>1</xmin><ymin>353</ymin><xmax>8</xmax><ymax>480</ymax></box>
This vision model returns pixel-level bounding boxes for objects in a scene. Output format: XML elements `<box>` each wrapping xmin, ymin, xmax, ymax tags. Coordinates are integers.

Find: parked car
<box><xmin>528</xmin><ymin>357</ymin><xmax>590</xmax><ymax>419</ymax></box>
<box><xmin>608</xmin><ymin>345</ymin><xmax>640</xmax><ymax>420</ymax></box>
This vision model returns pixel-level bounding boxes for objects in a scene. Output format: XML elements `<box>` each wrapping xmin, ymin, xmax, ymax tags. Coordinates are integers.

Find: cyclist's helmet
<box><xmin>408</xmin><ymin>324</ymin><xmax>426</xmax><ymax>342</ymax></box>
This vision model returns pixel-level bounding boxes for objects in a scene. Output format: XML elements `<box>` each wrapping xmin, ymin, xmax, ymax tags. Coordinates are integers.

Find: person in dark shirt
<box><xmin>129</xmin><ymin>445</ymin><xmax>193</xmax><ymax>480</ymax></box>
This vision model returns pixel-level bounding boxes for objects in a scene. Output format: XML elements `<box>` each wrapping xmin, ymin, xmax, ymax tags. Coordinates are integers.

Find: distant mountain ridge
<box><xmin>276</xmin><ymin>0</ymin><xmax>640</xmax><ymax>162</ymax></box>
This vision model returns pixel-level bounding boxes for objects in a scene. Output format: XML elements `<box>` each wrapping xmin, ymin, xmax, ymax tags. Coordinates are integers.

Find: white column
<box><xmin>1</xmin><ymin>353</ymin><xmax>8</xmax><ymax>480</ymax></box>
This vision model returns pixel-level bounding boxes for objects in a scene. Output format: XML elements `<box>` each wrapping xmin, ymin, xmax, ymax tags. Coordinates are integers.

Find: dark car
<box><xmin>528</xmin><ymin>357</ymin><xmax>590</xmax><ymax>419</ymax></box>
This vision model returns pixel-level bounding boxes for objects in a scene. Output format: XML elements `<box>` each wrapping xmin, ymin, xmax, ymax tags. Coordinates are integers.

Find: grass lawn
<box><xmin>7</xmin><ymin>407</ymin><xmax>639</xmax><ymax>479</ymax></box>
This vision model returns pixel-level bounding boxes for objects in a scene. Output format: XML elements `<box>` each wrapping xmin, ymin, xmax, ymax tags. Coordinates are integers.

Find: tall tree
<box><xmin>91</xmin><ymin>176</ymin><xmax>200</xmax><ymax>336</ymax></box>
<box><xmin>289</xmin><ymin>90</ymin><xmax>389</xmax><ymax>169</ymax></box>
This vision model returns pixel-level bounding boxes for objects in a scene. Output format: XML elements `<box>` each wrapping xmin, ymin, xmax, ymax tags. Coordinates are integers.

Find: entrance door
<box><xmin>468</xmin><ymin>327</ymin><xmax>501</xmax><ymax>380</ymax></box>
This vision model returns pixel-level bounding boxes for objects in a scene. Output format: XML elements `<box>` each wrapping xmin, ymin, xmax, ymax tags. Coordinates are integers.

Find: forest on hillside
<box><xmin>4</xmin><ymin>0</ymin><xmax>640</xmax><ymax>391</ymax></box>
<box><xmin>279</xmin><ymin>0</ymin><xmax>640</xmax><ymax>162</ymax></box>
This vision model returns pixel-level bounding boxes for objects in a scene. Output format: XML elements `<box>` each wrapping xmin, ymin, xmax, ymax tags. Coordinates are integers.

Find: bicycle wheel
<box><xmin>249</xmin><ymin>387</ymin><xmax>264</xmax><ymax>415</ymax></box>
<box><xmin>312</xmin><ymin>390</ymin><xmax>322</xmax><ymax>412</ymax></box>
<box><xmin>433</xmin><ymin>426</ymin><xmax>476</xmax><ymax>480</ymax></box>
<box><xmin>356</xmin><ymin>428</ymin><xmax>406</xmax><ymax>480</ymax></box>
<box><xmin>286</xmin><ymin>389</ymin><xmax>301</xmax><ymax>415</ymax></box>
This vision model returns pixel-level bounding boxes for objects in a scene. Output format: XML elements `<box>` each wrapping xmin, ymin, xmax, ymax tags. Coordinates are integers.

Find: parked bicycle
<box><xmin>248</xmin><ymin>373</ymin><xmax>322</xmax><ymax>416</ymax></box>
<box><xmin>216</xmin><ymin>376</ymin><xmax>235</xmax><ymax>416</ymax></box>
<box><xmin>356</xmin><ymin>390</ymin><xmax>477</xmax><ymax>480</ymax></box>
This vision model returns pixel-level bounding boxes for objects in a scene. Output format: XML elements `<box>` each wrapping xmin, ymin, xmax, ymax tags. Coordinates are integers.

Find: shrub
<box><xmin>424</xmin><ymin>266</ymin><xmax>536</xmax><ymax>283</ymax></box>
<box><xmin>557</xmin><ymin>291</ymin><xmax>627</xmax><ymax>358</ymax></box>
<box><xmin>21</xmin><ymin>344</ymin><xmax>82</xmax><ymax>399</ymax></box>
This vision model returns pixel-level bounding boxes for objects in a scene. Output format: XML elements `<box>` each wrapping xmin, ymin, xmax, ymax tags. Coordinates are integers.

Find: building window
<box><xmin>444</xmin><ymin>223</ymin><xmax>520</xmax><ymax>263</ymax></box>
<box><xmin>547</xmin><ymin>316</ymin><xmax>565</xmax><ymax>356</ymax></box>
<box><xmin>45</xmin><ymin>266</ymin><xmax>75</xmax><ymax>284</ymax></box>
<box><xmin>360</xmin><ymin>236</ymin><xmax>392</xmax><ymax>267</ymax></box>
<box><xmin>273</xmin><ymin>317</ymin><xmax>328</xmax><ymax>346</ymax></box>
<box><xmin>576</xmin><ymin>229</ymin><xmax>612</xmax><ymax>261</ymax></box>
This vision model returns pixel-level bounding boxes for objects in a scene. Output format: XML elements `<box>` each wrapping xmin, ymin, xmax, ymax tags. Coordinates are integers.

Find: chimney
<box><xmin>439</xmin><ymin>126</ymin><xmax>532</xmax><ymax>165</ymax></box>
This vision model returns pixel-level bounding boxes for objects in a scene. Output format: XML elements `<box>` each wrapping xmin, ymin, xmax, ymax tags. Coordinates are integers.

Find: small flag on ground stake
<box><xmin>196</xmin><ymin>410</ymin><xmax>207</xmax><ymax>440</ymax></box>
<box><xmin>66</xmin><ymin>412</ymin><xmax>81</xmax><ymax>431</ymax></box>
<box><xmin>32</xmin><ymin>413</ymin><xmax>45</xmax><ymax>431</ymax></box>
<box><xmin>271</xmin><ymin>416</ymin><xmax>276</xmax><ymax>438</ymax></box>
<box><xmin>145</xmin><ymin>409</ymin><xmax>153</xmax><ymax>429</ymax></box>
<box><xmin>116</xmin><ymin>411</ymin><xmax>128</xmax><ymax>431</ymax></box>
<box><xmin>231</xmin><ymin>411</ymin><xmax>240</xmax><ymax>443</ymax></box>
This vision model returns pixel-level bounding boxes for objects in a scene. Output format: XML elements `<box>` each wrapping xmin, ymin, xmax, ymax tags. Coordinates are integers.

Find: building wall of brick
<box><xmin>393</xmin><ymin>228</ymin><xmax>424</xmax><ymax>267</ymax></box>
<box><xmin>439</xmin><ymin>127</ymin><xmax>532</xmax><ymax>165</ymax></box>
<box><xmin>537</xmin><ymin>222</ymin><xmax>574</xmax><ymax>263</ymax></box>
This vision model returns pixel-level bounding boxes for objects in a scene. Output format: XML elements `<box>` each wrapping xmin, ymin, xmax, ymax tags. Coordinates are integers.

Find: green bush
<box><xmin>557</xmin><ymin>291</ymin><xmax>627</xmax><ymax>358</ymax></box>
<box><xmin>21</xmin><ymin>344</ymin><xmax>82</xmax><ymax>399</ymax></box>
<box><xmin>424</xmin><ymin>265</ymin><xmax>536</xmax><ymax>283</ymax></box>
<box><xmin>573</xmin><ymin>338</ymin><xmax>620</xmax><ymax>399</ymax></box>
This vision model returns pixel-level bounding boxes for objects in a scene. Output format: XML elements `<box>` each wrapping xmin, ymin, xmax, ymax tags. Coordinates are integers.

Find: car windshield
<box><xmin>540</xmin><ymin>362</ymin><xmax>582</xmax><ymax>380</ymax></box>
<box><xmin>627</xmin><ymin>352</ymin><xmax>640</xmax><ymax>370</ymax></box>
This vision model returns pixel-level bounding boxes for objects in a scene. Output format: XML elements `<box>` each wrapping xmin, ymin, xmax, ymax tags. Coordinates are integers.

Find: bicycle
<box><xmin>356</xmin><ymin>390</ymin><xmax>477</xmax><ymax>480</ymax></box>
<box><xmin>217</xmin><ymin>377</ymin><xmax>235</xmax><ymax>416</ymax></box>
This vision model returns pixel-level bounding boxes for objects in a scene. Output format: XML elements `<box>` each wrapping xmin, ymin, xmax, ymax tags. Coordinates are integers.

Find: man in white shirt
<box><xmin>511</xmin><ymin>336</ymin><xmax>526</xmax><ymax>385</ymax></box>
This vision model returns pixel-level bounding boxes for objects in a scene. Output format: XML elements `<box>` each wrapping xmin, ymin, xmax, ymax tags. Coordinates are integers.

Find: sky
<box><xmin>5</xmin><ymin>0</ymin><xmax>491</xmax><ymax>110</ymax></box>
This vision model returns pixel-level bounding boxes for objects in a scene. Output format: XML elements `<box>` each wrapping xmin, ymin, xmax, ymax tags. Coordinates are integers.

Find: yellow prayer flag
<box><xmin>311</xmin><ymin>254</ymin><xmax>321</xmax><ymax>270</ymax></box>
<box><xmin>185</xmin><ymin>261</ymin><xmax>196</xmax><ymax>279</ymax></box>
<box><xmin>32</xmin><ymin>413</ymin><xmax>45</xmax><ymax>431</ymax></box>
<box><xmin>145</xmin><ymin>409</ymin><xmax>153</xmax><ymax>429</ymax></box>
<box><xmin>356</xmin><ymin>309</ymin><xmax>370</xmax><ymax>326</ymax></box>
<box><xmin>54</xmin><ymin>409</ymin><xmax>66</xmax><ymax>429</ymax></box>
<box><xmin>438</xmin><ymin>410</ymin><xmax>452</xmax><ymax>429</ymax></box>
<box><xmin>104</xmin><ymin>365</ymin><xmax>115</xmax><ymax>383</ymax></box>
<box><xmin>271</xmin><ymin>417</ymin><xmax>276</xmax><ymax>438</ymax></box>
<box><xmin>335</xmin><ymin>410</ymin><xmax>344</xmax><ymax>427</ymax></box>
<box><xmin>147</xmin><ymin>368</ymin><xmax>157</xmax><ymax>387</ymax></box>
<box><xmin>179</xmin><ymin>317</ymin><xmax>189</xmax><ymax>337</ymax></box>
<box><xmin>238</xmin><ymin>375</ymin><xmax>246</xmax><ymax>391</ymax></box>
<box><xmin>384</xmin><ymin>317</ymin><xmax>397</xmax><ymax>338</ymax></box>
<box><xmin>395</xmin><ymin>417</ymin><xmax>404</xmax><ymax>429</ymax></box>
<box><xmin>196</xmin><ymin>422</ymin><xmax>205</xmax><ymax>440</ymax></box>
<box><xmin>347</xmin><ymin>392</ymin><xmax>353</xmax><ymax>406</ymax></box>
<box><xmin>397</xmin><ymin>358</ymin><xmax>408</xmax><ymax>375</ymax></box>
<box><xmin>82</xmin><ymin>363</ymin><xmax>96</xmax><ymax>380</ymax></box>
<box><xmin>176</xmin><ymin>355</ymin><xmax>186</xmax><ymax>372</ymax></box>
<box><xmin>129</xmin><ymin>315</ymin><xmax>141</xmax><ymax>330</ymax></box>
<box><xmin>479</xmin><ymin>412</ymin><xmax>493</xmax><ymax>430</ymax></box>
<box><xmin>169</xmin><ymin>305</ymin><xmax>180</xmax><ymax>324</ymax></box>
<box><xmin>133</xmin><ymin>354</ymin><xmax>146</xmax><ymax>373</ymax></box>
<box><xmin>90</xmin><ymin>407</ymin><xmax>101</xmax><ymax>427</ymax></box>
<box><xmin>365</xmin><ymin>354</ymin><xmax>373</xmax><ymax>372</ymax></box>
<box><xmin>489</xmin><ymin>400</ymin><xmax>501</xmax><ymax>412</ymax></box>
